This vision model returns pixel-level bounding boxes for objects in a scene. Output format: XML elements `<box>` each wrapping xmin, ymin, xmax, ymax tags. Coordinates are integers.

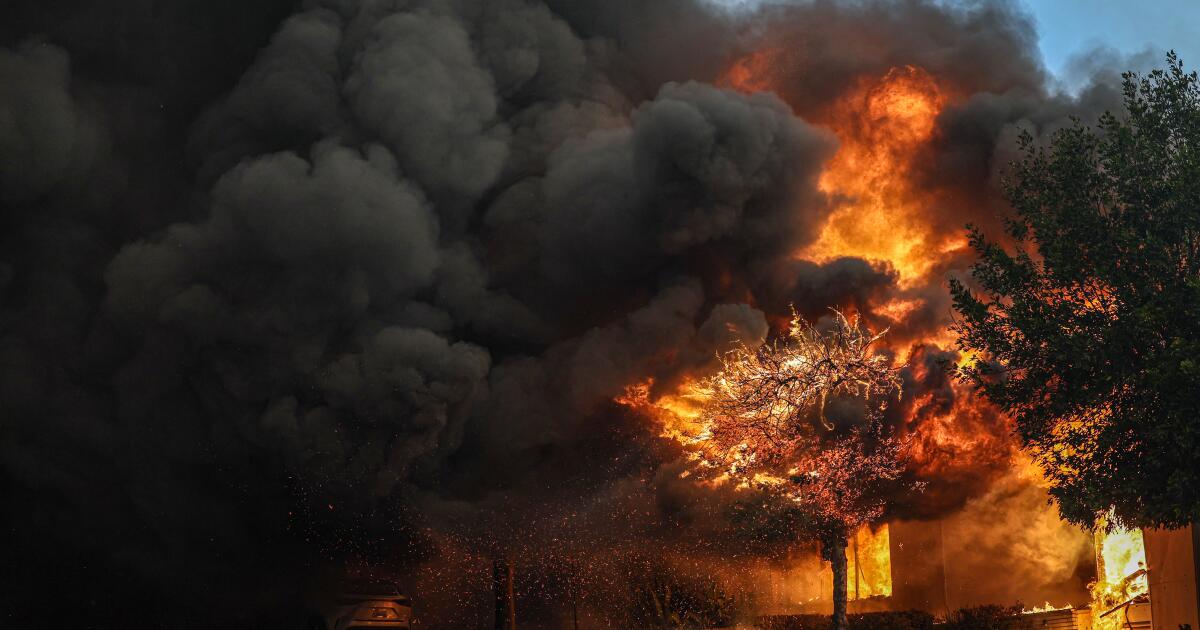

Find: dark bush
<box><xmin>940</xmin><ymin>604</ymin><xmax>1032</xmax><ymax>630</ymax></box>
<box><xmin>625</xmin><ymin>563</ymin><xmax>738</xmax><ymax>628</ymax></box>
<box><xmin>759</xmin><ymin>610</ymin><xmax>935</xmax><ymax>629</ymax></box>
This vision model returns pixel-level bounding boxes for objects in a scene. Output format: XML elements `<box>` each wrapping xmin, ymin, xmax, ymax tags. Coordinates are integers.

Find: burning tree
<box><xmin>692</xmin><ymin>310</ymin><xmax>919</xmax><ymax>630</ymax></box>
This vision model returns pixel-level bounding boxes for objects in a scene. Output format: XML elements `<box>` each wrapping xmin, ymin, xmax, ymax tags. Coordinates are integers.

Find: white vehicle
<box><xmin>315</xmin><ymin>578</ymin><xmax>414</xmax><ymax>630</ymax></box>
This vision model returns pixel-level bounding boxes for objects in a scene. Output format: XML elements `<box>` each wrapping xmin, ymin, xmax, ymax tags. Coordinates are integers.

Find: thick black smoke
<box><xmin>1</xmin><ymin>0</ymin><xmax>1146</xmax><ymax>627</ymax></box>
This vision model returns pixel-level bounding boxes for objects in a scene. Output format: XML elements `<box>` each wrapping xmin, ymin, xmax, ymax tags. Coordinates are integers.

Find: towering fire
<box><xmin>802</xmin><ymin>66</ymin><xmax>964</xmax><ymax>285</ymax></box>
<box><xmin>718</xmin><ymin>54</ymin><xmax>947</xmax><ymax>227</ymax></box>
<box><xmin>613</xmin><ymin>47</ymin><xmax>1092</xmax><ymax>618</ymax></box>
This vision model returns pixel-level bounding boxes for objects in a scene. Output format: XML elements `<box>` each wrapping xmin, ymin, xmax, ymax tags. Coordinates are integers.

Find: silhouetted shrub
<box><xmin>941</xmin><ymin>604</ymin><xmax>1033</xmax><ymax>630</ymax></box>
<box><xmin>625</xmin><ymin>562</ymin><xmax>737</xmax><ymax>628</ymax></box>
<box><xmin>759</xmin><ymin>609</ymin><xmax>935</xmax><ymax>629</ymax></box>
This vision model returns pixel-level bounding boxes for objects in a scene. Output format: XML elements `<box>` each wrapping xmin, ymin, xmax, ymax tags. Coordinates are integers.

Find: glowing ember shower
<box><xmin>801</xmin><ymin>66</ymin><xmax>964</xmax><ymax>284</ymax></box>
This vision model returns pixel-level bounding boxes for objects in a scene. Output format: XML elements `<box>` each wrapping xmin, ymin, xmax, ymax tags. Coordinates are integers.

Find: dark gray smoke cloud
<box><xmin>0</xmin><ymin>0</ymin><xmax>1140</xmax><ymax>626</ymax></box>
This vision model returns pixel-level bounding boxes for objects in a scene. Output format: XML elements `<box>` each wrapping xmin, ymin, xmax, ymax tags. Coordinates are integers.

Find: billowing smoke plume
<box><xmin>1</xmin><ymin>0</ymin><xmax>1146</xmax><ymax>626</ymax></box>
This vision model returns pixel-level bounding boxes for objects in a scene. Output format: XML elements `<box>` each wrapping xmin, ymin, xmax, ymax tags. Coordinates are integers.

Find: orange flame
<box><xmin>613</xmin><ymin>53</ymin><xmax>1041</xmax><ymax>612</ymax></box>
<box><xmin>1022</xmin><ymin>601</ymin><xmax>1073</xmax><ymax>614</ymax></box>
<box><xmin>846</xmin><ymin>523</ymin><xmax>892</xmax><ymax>600</ymax></box>
<box><xmin>802</xmin><ymin>66</ymin><xmax>964</xmax><ymax>285</ymax></box>
<box><xmin>616</xmin><ymin>377</ymin><xmax>708</xmax><ymax>446</ymax></box>
<box><xmin>719</xmin><ymin>48</ymin><xmax>784</xmax><ymax>94</ymax></box>
<box><xmin>1091</xmin><ymin>515</ymin><xmax>1148</xmax><ymax>630</ymax></box>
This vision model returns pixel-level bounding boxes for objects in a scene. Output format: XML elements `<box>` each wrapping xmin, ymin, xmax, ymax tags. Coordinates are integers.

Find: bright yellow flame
<box><xmin>617</xmin><ymin>377</ymin><xmax>709</xmax><ymax>445</ymax></box>
<box><xmin>1022</xmin><ymin>602</ymin><xmax>1073</xmax><ymax>615</ymax></box>
<box><xmin>874</xmin><ymin>297</ymin><xmax>922</xmax><ymax>323</ymax></box>
<box><xmin>817</xmin><ymin>524</ymin><xmax>893</xmax><ymax>601</ymax></box>
<box><xmin>1098</xmin><ymin>528</ymin><xmax>1147</xmax><ymax>588</ymax></box>
<box><xmin>846</xmin><ymin>523</ymin><xmax>892</xmax><ymax>600</ymax></box>
<box><xmin>1091</xmin><ymin>515</ymin><xmax>1148</xmax><ymax>630</ymax></box>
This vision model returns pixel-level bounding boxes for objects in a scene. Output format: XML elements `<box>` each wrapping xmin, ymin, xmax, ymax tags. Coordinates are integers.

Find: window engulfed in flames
<box><xmin>770</xmin><ymin>524</ymin><xmax>895</xmax><ymax>607</ymax></box>
<box><xmin>1091</xmin><ymin>517</ymin><xmax>1148</xmax><ymax>630</ymax></box>
<box><xmin>845</xmin><ymin>524</ymin><xmax>892</xmax><ymax>600</ymax></box>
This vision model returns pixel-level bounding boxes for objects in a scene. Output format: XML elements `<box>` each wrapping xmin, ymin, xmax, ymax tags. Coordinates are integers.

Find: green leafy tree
<box><xmin>951</xmin><ymin>53</ymin><xmax>1200</xmax><ymax>529</ymax></box>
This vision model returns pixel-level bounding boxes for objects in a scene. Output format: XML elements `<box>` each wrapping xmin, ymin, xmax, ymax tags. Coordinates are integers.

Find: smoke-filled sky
<box><xmin>0</xmin><ymin>0</ymin><xmax>1160</xmax><ymax>628</ymax></box>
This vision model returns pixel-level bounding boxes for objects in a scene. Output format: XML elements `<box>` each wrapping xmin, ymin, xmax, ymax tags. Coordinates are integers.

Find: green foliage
<box><xmin>951</xmin><ymin>52</ymin><xmax>1200</xmax><ymax>529</ymax></box>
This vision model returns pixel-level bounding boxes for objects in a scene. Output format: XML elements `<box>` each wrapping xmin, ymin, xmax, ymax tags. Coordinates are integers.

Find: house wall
<box><xmin>1143</xmin><ymin>524</ymin><xmax>1200</xmax><ymax>630</ymax></box>
<box><xmin>888</xmin><ymin>519</ymin><xmax>949</xmax><ymax>617</ymax></box>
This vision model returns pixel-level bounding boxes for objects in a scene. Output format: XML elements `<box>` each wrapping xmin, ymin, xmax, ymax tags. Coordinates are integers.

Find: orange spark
<box><xmin>719</xmin><ymin>48</ymin><xmax>783</xmax><ymax>94</ymax></box>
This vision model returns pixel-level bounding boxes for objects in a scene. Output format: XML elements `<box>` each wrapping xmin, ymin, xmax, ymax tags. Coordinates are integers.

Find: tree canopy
<box><xmin>695</xmin><ymin>310</ymin><xmax>911</xmax><ymax>536</ymax></box>
<box><xmin>951</xmin><ymin>53</ymin><xmax>1200</xmax><ymax>530</ymax></box>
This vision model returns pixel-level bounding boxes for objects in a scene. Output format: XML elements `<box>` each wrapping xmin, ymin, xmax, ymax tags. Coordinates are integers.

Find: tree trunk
<box><xmin>823</xmin><ymin>532</ymin><xmax>850</xmax><ymax>630</ymax></box>
<box><xmin>493</xmin><ymin>557</ymin><xmax>516</xmax><ymax>630</ymax></box>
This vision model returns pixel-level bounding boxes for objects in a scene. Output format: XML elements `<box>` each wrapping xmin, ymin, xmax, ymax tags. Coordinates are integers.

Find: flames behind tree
<box><xmin>617</xmin><ymin>39</ymin><xmax>1099</xmax><ymax>618</ymax></box>
<box><xmin>714</xmin><ymin>51</ymin><xmax>1019</xmax><ymax>498</ymax></box>
<box><xmin>693</xmin><ymin>310</ymin><xmax>916</xmax><ymax>630</ymax></box>
<box><xmin>621</xmin><ymin>311</ymin><xmax>917</xmax><ymax>626</ymax></box>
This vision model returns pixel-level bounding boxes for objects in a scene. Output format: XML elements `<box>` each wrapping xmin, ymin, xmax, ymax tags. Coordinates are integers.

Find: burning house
<box><xmin>1</xmin><ymin>0</ymin><xmax>1197</xmax><ymax>628</ymax></box>
<box><xmin>737</xmin><ymin>519</ymin><xmax>1197</xmax><ymax>629</ymax></box>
